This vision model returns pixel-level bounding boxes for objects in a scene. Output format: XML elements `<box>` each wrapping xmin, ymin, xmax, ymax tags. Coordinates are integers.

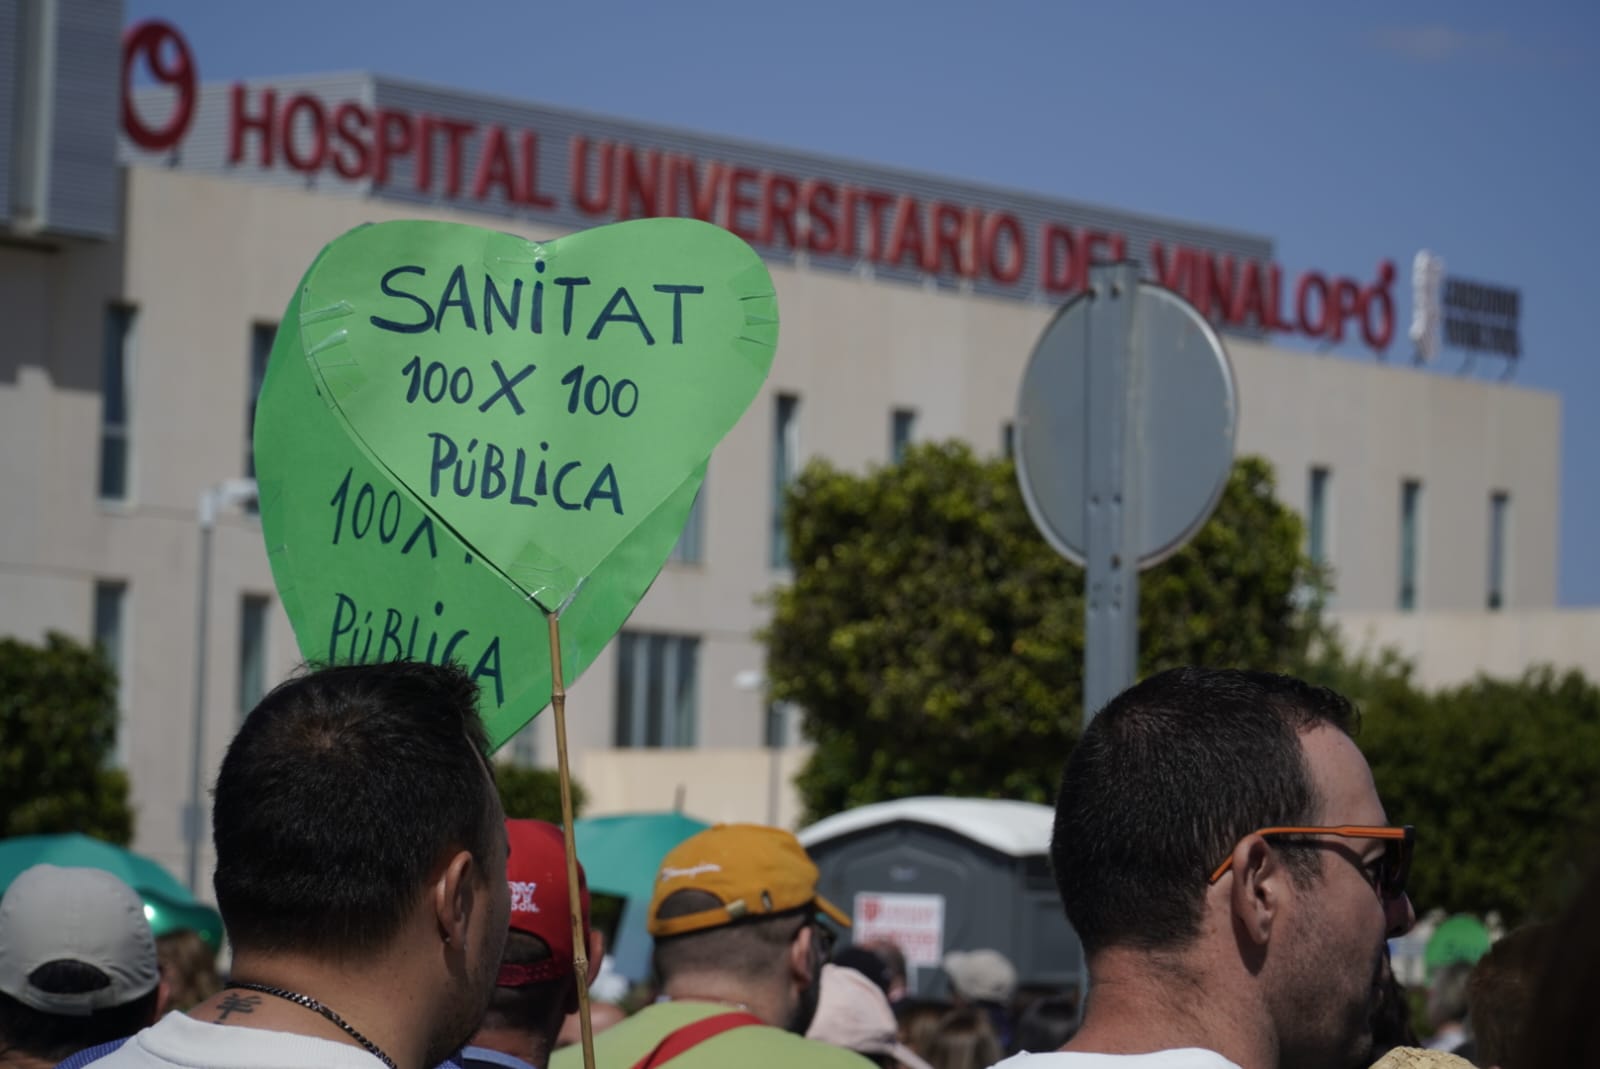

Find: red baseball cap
<box><xmin>499</xmin><ymin>820</ymin><xmax>592</xmax><ymax>987</ymax></box>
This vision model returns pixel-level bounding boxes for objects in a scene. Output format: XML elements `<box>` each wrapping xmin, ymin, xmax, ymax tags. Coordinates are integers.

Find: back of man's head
<box><xmin>474</xmin><ymin>820</ymin><xmax>594</xmax><ymax>1059</ymax></box>
<box><xmin>1468</xmin><ymin>925</ymin><xmax>1549</xmax><ymax>1069</ymax></box>
<box><xmin>1051</xmin><ymin>666</ymin><xmax>1359</xmax><ymax>956</ymax></box>
<box><xmin>647</xmin><ymin>824</ymin><xmax>849</xmax><ymax>1030</ymax></box>
<box><xmin>859</xmin><ymin>939</ymin><xmax>908</xmax><ymax>996</ymax></box>
<box><xmin>0</xmin><ymin>865</ymin><xmax>162</xmax><ymax>1061</ymax></box>
<box><xmin>213</xmin><ymin>660</ymin><xmax>495</xmax><ymax>960</ymax></box>
<box><xmin>653</xmin><ymin>890</ymin><xmax>807</xmax><ymax>987</ymax></box>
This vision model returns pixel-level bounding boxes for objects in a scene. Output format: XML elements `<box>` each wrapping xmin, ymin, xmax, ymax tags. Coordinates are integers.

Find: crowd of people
<box><xmin>0</xmin><ymin>660</ymin><xmax>1596</xmax><ymax>1069</ymax></box>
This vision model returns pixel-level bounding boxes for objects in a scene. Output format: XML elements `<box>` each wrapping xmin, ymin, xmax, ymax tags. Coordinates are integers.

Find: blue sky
<box><xmin>126</xmin><ymin>0</ymin><xmax>1600</xmax><ymax>603</ymax></box>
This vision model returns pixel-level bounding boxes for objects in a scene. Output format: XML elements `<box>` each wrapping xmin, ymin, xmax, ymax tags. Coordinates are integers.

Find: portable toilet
<box><xmin>798</xmin><ymin>797</ymin><xmax>1082</xmax><ymax>999</ymax></box>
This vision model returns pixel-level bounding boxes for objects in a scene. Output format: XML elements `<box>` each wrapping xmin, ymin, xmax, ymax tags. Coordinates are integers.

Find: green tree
<box><xmin>1310</xmin><ymin>650</ymin><xmax>1600</xmax><ymax>925</ymax></box>
<box><xmin>496</xmin><ymin>764</ymin><xmax>586</xmax><ymax>825</ymax></box>
<box><xmin>0</xmin><ymin>631</ymin><xmax>133</xmax><ymax>843</ymax></box>
<box><xmin>765</xmin><ymin>443</ymin><xmax>1323</xmax><ymax>822</ymax></box>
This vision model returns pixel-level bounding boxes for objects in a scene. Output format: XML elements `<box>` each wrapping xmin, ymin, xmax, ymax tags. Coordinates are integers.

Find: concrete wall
<box><xmin>578</xmin><ymin>746</ymin><xmax>811</xmax><ymax>830</ymax></box>
<box><xmin>1230</xmin><ymin>340</ymin><xmax>1559</xmax><ymax>612</ymax></box>
<box><xmin>1333</xmin><ymin>609</ymin><xmax>1600</xmax><ymax>691</ymax></box>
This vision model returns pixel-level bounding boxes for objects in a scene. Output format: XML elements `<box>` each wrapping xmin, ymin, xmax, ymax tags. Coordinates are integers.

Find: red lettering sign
<box><xmin>122</xmin><ymin>20</ymin><xmax>197</xmax><ymax>151</ymax></box>
<box><xmin>122</xmin><ymin>23</ymin><xmax>1399</xmax><ymax>355</ymax></box>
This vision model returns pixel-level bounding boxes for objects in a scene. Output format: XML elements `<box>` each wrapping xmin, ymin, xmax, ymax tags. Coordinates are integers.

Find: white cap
<box><xmin>0</xmin><ymin>864</ymin><xmax>160</xmax><ymax>1015</ymax></box>
<box><xmin>943</xmin><ymin>947</ymin><xmax>1018</xmax><ymax>1004</ymax></box>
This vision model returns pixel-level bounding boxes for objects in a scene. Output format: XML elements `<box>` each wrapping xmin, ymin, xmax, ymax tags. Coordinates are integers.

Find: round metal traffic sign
<box><xmin>1014</xmin><ymin>279</ymin><xmax>1237</xmax><ymax>568</ymax></box>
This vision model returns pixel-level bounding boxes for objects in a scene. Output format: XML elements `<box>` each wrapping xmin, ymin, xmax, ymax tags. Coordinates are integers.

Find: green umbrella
<box><xmin>0</xmin><ymin>833</ymin><xmax>224</xmax><ymax>949</ymax></box>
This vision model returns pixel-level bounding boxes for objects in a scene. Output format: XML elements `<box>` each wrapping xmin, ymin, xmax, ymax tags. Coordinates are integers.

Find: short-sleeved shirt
<box><xmin>69</xmin><ymin>1011</ymin><xmax>387</xmax><ymax>1067</ymax></box>
<box><xmin>992</xmin><ymin>1049</ymin><xmax>1242</xmax><ymax>1069</ymax></box>
<box><xmin>458</xmin><ymin>1045</ymin><xmax>537</xmax><ymax>1069</ymax></box>
<box><xmin>549</xmin><ymin>1000</ymin><xmax>875</xmax><ymax>1069</ymax></box>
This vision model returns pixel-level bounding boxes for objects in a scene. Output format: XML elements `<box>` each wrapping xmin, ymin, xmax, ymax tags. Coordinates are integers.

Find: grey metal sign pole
<box><xmin>1081</xmin><ymin>262</ymin><xmax>1143</xmax><ymax>727</ymax></box>
<box><xmin>1015</xmin><ymin>265</ymin><xmax>1237</xmax><ymax>733</ymax></box>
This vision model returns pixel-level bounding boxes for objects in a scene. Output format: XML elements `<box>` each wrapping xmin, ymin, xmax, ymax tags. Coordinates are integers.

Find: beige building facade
<box><xmin>0</xmin><ymin>24</ymin><xmax>1580</xmax><ymax>893</ymax></box>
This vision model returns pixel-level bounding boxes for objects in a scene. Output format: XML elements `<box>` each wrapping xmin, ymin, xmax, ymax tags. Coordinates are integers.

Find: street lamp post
<box><xmin>735</xmin><ymin>669</ymin><xmax>783</xmax><ymax>826</ymax></box>
<box><xmin>185</xmin><ymin>477</ymin><xmax>258</xmax><ymax>894</ymax></box>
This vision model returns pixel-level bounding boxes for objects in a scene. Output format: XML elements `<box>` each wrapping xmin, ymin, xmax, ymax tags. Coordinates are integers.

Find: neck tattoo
<box><xmin>214</xmin><ymin>991</ymin><xmax>262</xmax><ymax>1021</ymax></box>
<box><xmin>225</xmin><ymin>982</ymin><xmax>398</xmax><ymax>1069</ymax></box>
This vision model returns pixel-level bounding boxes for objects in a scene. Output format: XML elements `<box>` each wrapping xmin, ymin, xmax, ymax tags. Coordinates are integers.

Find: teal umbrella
<box><xmin>573</xmin><ymin>812</ymin><xmax>710</xmax><ymax>981</ymax></box>
<box><xmin>0</xmin><ymin>833</ymin><xmax>224</xmax><ymax>949</ymax></box>
<box><xmin>574</xmin><ymin>812</ymin><xmax>710</xmax><ymax>903</ymax></box>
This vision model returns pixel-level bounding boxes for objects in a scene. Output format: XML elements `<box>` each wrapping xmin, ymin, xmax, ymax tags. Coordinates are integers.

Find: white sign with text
<box><xmin>851</xmin><ymin>891</ymin><xmax>946</xmax><ymax>966</ymax></box>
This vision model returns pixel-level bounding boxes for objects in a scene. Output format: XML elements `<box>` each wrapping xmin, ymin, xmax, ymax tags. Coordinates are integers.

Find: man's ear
<box><xmin>1228</xmin><ymin>835</ymin><xmax>1288</xmax><ymax>949</ymax></box>
<box><xmin>151</xmin><ymin>979</ymin><xmax>171</xmax><ymax>1024</ymax></box>
<box><xmin>787</xmin><ymin>924</ymin><xmax>815</xmax><ymax>987</ymax></box>
<box><xmin>433</xmin><ymin>849</ymin><xmax>476</xmax><ymax>949</ymax></box>
<box><xmin>561</xmin><ymin>930</ymin><xmax>609</xmax><ymax>1016</ymax></box>
<box><xmin>586</xmin><ymin>928</ymin><xmax>604</xmax><ymax>986</ymax></box>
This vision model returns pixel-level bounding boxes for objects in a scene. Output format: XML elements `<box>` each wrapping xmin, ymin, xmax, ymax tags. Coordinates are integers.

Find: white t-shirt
<box><xmin>992</xmin><ymin>1049</ymin><xmax>1242</xmax><ymax>1069</ymax></box>
<box><xmin>91</xmin><ymin>1010</ymin><xmax>389</xmax><ymax>1068</ymax></box>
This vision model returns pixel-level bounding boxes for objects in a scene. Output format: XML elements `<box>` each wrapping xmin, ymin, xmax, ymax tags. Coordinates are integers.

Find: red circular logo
<box><xmin>121</xmin><ymin>20</ymin><xmax>197</xmax><ymax>151</ymax></box>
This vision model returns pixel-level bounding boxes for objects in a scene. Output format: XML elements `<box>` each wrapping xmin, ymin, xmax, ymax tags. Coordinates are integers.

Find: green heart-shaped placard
<box><xmin>253</xmin><ymin>218</ymin><xmax>773</xmax><ymax>748</ymax></box>
<box><xmin>299</xmin><ymin>218</ymin><xmax>778</xmax><ymax>611</ymax></box>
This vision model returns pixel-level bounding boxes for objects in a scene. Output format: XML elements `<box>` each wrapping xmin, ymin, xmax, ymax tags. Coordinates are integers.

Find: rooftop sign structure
<box><xmin>122</xmin><ymin>19</ymin><xmax>1408</xmax><ymax>355</ymax></box>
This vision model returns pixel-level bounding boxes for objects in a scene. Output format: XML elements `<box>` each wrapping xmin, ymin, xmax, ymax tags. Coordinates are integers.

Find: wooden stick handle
<box><xmin>548</xmin><ymin>612</ymin><xmax>596</xmax><ymax>1069</ymax></box>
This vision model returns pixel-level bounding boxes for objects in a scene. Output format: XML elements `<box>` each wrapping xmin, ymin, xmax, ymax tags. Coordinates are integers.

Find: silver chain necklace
<box><xmin>225</xmin><ymin>982</ymin><xmax>398</xmax><ymax>1069</ymax></box>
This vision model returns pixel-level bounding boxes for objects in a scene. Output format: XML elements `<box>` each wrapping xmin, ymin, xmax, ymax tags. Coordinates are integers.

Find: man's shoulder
<box><xmin>554</xmin><ymin>1002</ymin><xmax>873</xmax><ymax>1069</ymax></box>
<box><xmin>79</xmin><ymin>1011</ymin><xmax>396</xmax><ymax>1067</ymax></box>
<box><xmin>457</xmin><ymin>1044</ymin><xmax>539</xmax><ymax>1069</ymax></box>
<box><xmin>700</xmin><ymin>1027</ymin><xmax>876</xmax><ymax>1067</ymax></box>
<box><xmin>993</xmin><ymin>1049</ymin><xmax>1242</xmax><ymax>1069</ymax></box>
<box><xmin>552</xmin><ymin>1002</ymin><xmax>711</xmax><ymax>1069</ymax></box>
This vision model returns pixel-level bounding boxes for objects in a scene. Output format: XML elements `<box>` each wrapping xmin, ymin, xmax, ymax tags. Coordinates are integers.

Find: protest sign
<box><xmin>297</xmin><ymin>218</ymin><xmax>778</xmax><ymax>611</ymax></box>
<box><xmin>254</xmin><ymin>218</ymin><xmax>775</xmax><ymax>747</ymax></box>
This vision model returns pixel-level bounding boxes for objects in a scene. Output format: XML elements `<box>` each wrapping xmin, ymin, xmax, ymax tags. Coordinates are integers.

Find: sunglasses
<box><xmin>1208</xmin><ymin>824</ymin><xmax>1415</xmax><ymax>899</ymax></box>
<box><xmin>791</xmin><ymin>910</ymin><xmax>839</xmax><ymax>960</ymax></box>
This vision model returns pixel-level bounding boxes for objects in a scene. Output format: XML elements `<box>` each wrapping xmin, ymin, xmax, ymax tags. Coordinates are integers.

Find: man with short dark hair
<box><xmin>0</xmin><ymin>865</ymin><xmax>165</xmax><ymax>1067</ymax></box>
<box><xmin>1467</xmin><ymin>924</ymin><xmax>1550</xmax><ymax>1069</ymax></box>
<box><xmin>555</xmin><ymin>824</ymin><xmax>872</xmax><ymax>1068</ymax></box>
<box><xmin>461</xmin><ymin>820</ymin><xmax>601</xmax><ymax>1069</ymax></box>
<box><xmin>857</xmin><ymin>940</ymin><xmax>908</xmax><ymax>1003</ymax></box>
<box><xmin>999</xmin><ymin>667</ymin><xmax>1415</xmax><ymax>1069</ymax></box>
<box><xmin>94</xmin><ymin>660</ymin><xmax>511</xmax><ymax>1069</ymax></box>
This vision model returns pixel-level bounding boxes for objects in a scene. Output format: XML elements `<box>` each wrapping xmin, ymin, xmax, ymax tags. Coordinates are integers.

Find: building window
<box><xmin>237</xmin><ymin>595</ymin><xmax>270</xmax><ymax>720</ymax></box>
<box><xmin>614</xmin><ymin>631</ymin><xmax>699</xmax><ymax>748</ymax></box>
<box><xmin>1488</xmin><ymin>491</ymin><xmax>1510</xmax><ymax>611</ymax></box>
<box><xmin>771</xmin><ymin>393</ymin><xmax>800</xmax><ymax>568</ymax></box>
<box><xmin>1398</xmin><ymin>479</ymin><xmax>1422</xmax><ymax>611</ymax></box>
<box><xmin>508</xmin><ymin>722</ymin><xmax>538</xmax><ymax>766</ymax></box>
<box><xmin>1002</xmin><ymin>422</ymin><xmax>1015</xmax><ymax>460</ymax></box>
<box><xmin>1307</xmin><ymin>466</ymin><xmax>1330</xmax><ymax>565</ymax></box>
<box><xmin>670</xmin><ymin>480</ymin><xmax>706</xmax><ymax>564</ymax></box>
<box><xmin>93</xmin><ymin>581</ymin><xmax>128</xmax><ymax>764</ymax></box>
<box><xmin>99</xmin><ymin>306</ymin><xmax>136</xmax><ymax>500</ymax></box>
<box><xmin>243</xmin><ymin>323</ymin><xmax>275</xmax><ymax>510</ymax></box>
<box><xmin>891</xmin><ymin>408</ymin><xmax>917</xmax><ymax>463</ymax></box>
